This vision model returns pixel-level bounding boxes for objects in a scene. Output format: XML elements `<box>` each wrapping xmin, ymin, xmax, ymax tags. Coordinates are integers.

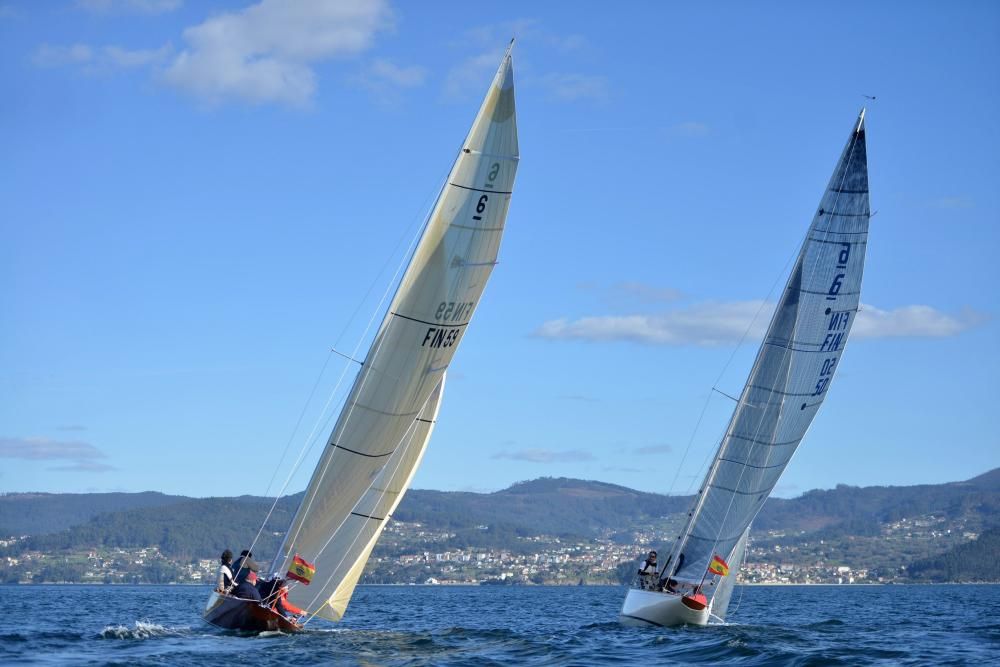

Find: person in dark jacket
<box><xmin>231</xmin><ymin>550</ymin><xmax>259</xmax><ymax>585</ymax></box>
<box><xmin>232</xmin><ymin>570</ymin><xmax>262</xmax><ymax>601</ymax></box>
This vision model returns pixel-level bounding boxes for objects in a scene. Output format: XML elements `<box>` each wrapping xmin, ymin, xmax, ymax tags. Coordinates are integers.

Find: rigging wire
<box><xmin>692</xmin><ymin>123</ymin><xmax>866</xmax><ymax>585</ymax></box>
<box><xmin>667</xmin><ymin>118</ymin><xmax>867</xmax><ymax>586</ymax></box>
<box><xmin>236</xmin><ymin>166</ymin><xmax>450</xmax><ymax>574</ymax></box>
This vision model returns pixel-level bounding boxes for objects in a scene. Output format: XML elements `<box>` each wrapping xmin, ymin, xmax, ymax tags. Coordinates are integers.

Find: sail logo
<box><xmin>422</xmin><ymin>326</ymin><xmax>462</xmax><ymax>348</ymax></box>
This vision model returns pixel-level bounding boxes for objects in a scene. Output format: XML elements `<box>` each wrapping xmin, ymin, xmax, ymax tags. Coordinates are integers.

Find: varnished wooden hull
<box><xmin>202</xmin><ymin>592</ymin><xmax>302</xmax><ymax>633</ymax></box>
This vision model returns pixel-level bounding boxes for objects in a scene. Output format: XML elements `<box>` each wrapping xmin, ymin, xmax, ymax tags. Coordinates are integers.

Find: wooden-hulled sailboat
<box><xmin>620</xmin><ymin>110</ymin><xmax>871</xmax><ymax>628</ymax></box>
<box><xmin>203</xmin><ymin>44</ymin><xmax>519</xmax><ymax>631</ymax></box>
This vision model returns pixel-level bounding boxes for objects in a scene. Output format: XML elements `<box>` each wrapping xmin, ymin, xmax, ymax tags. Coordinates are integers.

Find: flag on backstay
<box><xmin>708</xmin><ymin>554</ymin><xmax>730</xmax><ymax>577</ymax></box>
<box><xmin>286</xmin><ymin>554</ymin><xmax>316</xmax><ymax>585</ymax></box>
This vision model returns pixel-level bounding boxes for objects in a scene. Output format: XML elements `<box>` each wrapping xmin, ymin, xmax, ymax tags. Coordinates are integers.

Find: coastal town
<box><xmin>4</xmin><ymin>517</ymin><xmax>926</xmax><ymax>586</ymax></box>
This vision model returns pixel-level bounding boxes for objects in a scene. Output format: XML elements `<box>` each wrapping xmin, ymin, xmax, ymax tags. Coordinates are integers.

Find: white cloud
<box><xmin>534</xmin><ymin>72</ymin><xmax>607</xmax><ymax>102</ymax></box>
<box><xmin>444</xmin><ymin>20</ymin><xmax>598</xmax><ymax>103</ymax></box>
<box><xmin>105</xmin><ymin>43</ymin><xmax>172</xmax><ymax>68</ymax></box>
<box><xmin>33</xmin><ymin>43</ymin><xmax>94</xmax><ymax>67</ymax></box>
<box><xmin>633</xmin><ymin>444</ymin><xmax>673</xmax><ymax>456</ymax></box>
<box><xmin>353</xmin><ymin>58</ymin><xmax>426</xmax><ymax>104</ymax></box>
<box><xmin>853</xmin><ymin>304</ymin><xmax>982</xmax><ymax>339</ymax></box>
<box><xmin>535</xmin><ymin>301</ymin><xmax>770</xmax><ymax>346</ymax></box>
<box><xmin>535</xmin><ymin>301</ymin><xmax>980</xmax><ymax>346</ymax></box>
<box><xmin>33</xmin><ymin>42</ymin><xmax>172</xmax><ymax>70</ymax></box>
<box><xmin>0</xmin><ymin>436</ymin><xmax>115</xmax><ymax>472</ymax></box>
<box><xmin>76</xmin><ymin>0</ymin><xmax>182</xmax><ymax>14</ymax></box>
<box><xmin>444</xmin><ymin>50</ymin><xmax>503</xmax><ymax>101</ymax></box>
<box><xmin>492</xmin><ymin>448</ymin><xmax>595</xmax><ymax>463</ymax></box>
<box><xmin>162</xmin><ymin>0</ymin><xmax>393</xmax><ymax>107</ymax></box>
<box><xmin>367</xmin><ymin>58</ymin><xmax>425</xmax><ymax>87</ymax></box>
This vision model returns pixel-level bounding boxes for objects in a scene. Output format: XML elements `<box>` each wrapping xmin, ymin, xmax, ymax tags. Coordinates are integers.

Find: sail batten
<box><xmin>272</xmin><ymin>49</ymin><xmax>518</xmax><ymax>621</ymax></box>
<box><xmin>671</xmin><ymin>111</ymin><xmax>870</xmax><ymax>585</ymax></box>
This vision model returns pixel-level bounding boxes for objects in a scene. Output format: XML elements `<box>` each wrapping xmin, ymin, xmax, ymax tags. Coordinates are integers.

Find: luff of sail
<box><xmin>671</xmin><ymin>110</ymin><xmax>869</xmax><ymax>584</ymax></box>
<box><xmin>274</xmin><ymin>48</ymin><xmax>518</xmax><ymax>621</ymax></box>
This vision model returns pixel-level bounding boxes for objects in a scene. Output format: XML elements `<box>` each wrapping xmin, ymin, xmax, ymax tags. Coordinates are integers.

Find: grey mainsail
<box><xmin>671</xmin><ymin>110</ymin><xmax>870</xmax><ymax>584</ymax></box>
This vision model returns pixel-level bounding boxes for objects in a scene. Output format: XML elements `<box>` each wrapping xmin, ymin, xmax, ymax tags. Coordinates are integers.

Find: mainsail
<box><xmin>273</xmin><ymin>47</ymin><xmax>518</xmax><ymax>621</ymax></box>
<box><xmin>670</xmin><ymin>110</ymin><xmax>870</xmax><ymax>584</ymax></box>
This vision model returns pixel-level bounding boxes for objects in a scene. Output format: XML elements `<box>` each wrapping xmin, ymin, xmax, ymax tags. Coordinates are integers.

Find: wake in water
<box><xmin>98</xmin><ymin>620</ymin><xmax>187</xmax><ymax>640</ymax></box>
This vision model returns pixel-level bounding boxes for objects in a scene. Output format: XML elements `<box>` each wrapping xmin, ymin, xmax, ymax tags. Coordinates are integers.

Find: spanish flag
<box><xmin>286</xmin><ymin>554</ymin><xmax>317</xmax><ymax>586</ymax></box>
<box><xmin>708</xmin><ymin>554</ymin><xmax>730</xmax><ymax>577</ymax></box>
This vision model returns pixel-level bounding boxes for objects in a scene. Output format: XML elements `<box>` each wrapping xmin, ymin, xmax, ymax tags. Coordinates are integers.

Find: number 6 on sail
<box><xmin>202</xmin><ymin>43</ymin><xmax>518</xmax><ymax>632</ymax></box>
<box><xmin>620</xmin><ymin>109</ymin><xmax>870</xmax><ymax>629</ymax></box>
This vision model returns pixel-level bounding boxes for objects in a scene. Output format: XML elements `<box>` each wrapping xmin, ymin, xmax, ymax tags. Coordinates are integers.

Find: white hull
<box><xmin>618</xmin><ymin>588</ymin><xmax>710</xmax><ymax>628</ymax></box>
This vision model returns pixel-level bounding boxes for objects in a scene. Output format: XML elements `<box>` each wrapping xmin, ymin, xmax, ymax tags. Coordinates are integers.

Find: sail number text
<box><xmin>825</xmin><ymin>243</ymin><xmax>851</xmax><ymax>301</ymax></box>
<box><xmin>435</xmin><ymin>301</ymin><xmax>475</xmax><ymax>322</ymax></box>
<box><xmin>813</xmin><ymin>309</ymin><xmax>851</xmax><ymax>395</ymax></box>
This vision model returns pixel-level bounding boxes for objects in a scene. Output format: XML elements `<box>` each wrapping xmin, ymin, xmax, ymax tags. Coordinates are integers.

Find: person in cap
<box><xmin>215</xmin><ymin>549</ymin><xmax>234</xmax><ymax>594</ymax></box>
<box><xmin>232</xmin><ymin>569</ymin><xmax>262</xmax><ymax>601</ymax></box>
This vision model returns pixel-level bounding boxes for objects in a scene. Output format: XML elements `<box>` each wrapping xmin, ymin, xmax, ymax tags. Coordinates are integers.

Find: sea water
<box><xmin>0</xmin><ymin>584</ymin><xmax>997</xmax><ymax>665</ymax></box>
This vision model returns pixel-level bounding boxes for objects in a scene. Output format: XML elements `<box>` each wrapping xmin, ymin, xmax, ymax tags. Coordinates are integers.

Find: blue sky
<box><xmin>1</xmin><ymin>0</ymin><xmax>997</xmax><ymax>500</ymax></box>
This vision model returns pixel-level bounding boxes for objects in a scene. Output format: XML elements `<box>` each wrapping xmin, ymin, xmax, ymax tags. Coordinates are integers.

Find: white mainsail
<box><xmin>669</xmin><ymin>110</ymin><xmax>870</xmax><ymax>585</ymax></box>
<box><xmin>273</xmin><ymin>48</ymin><xmax>518</xmax><ymax>621</ymax></box>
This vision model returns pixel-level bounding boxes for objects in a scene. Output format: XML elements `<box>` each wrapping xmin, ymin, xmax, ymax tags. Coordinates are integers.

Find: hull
<box><xmin>202</xmin><ymin>592</ymin><xmax>302</xmax><ymax>633</ymax></box>
<box><xmin>618</xmin><ymin>588</ymin><xmax>710</xmax><ymax>628</ymax></box>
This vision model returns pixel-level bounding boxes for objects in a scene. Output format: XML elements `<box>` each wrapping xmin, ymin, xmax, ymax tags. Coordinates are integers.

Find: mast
<box><xmin>272</xmin><ymin>45</ymin><xmax>519</xmax><ymax>621</ymax></box>
<box><xmin>669</xmin><ymin>110</ymin><xmax>870</xmax><ymax>584</ymax></box>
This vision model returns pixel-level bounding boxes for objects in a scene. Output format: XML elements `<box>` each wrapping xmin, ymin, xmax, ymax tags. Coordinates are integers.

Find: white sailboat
<box><xmin>203</xmin><ymin>44</ymin><xmax>518</xmax><ymax>631</ymax></box>
<box><xmin>620</xmin><ymin>110</ymin><xmax>871</xmax><ymax>628</ymax></box>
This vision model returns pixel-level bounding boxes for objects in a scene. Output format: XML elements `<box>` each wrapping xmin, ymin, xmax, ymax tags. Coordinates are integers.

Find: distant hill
<box><xmin>2</xmin><ymin>469</ymin><xmax>997</xmax><ymax>578</ymax></box>
<box><xmin>0</xmin><ymin>492</ymin><xmax>186</xmax><ymax>536</ymax></box>
<box><xmin>395</xmin><ymin>478</ymin><xmax>691</xmax><ymax>538</ymax></box>
<box><xmin>906</xmin><ymin>527</ymin><xmax>1000</xmax><ymax>582</ymax></box>
<box><xmin>755</xmin><ymin>471</ymin><xmax>1000</xmax><ymax>538</ymax></box>
<box><xmin>13</xmin><ymin>495</ymin><xmax>302</xmax><ymax>562</ymax></box>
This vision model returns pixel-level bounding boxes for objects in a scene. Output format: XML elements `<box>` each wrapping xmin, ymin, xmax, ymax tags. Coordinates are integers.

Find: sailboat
<box><xmin>620</xmin><ymin>109</ymin><xmax>870</xmax><ymax>628</ymax></box>
<box><xmin>203</xmin><ymin>44</ymin><xmax>518</xmax><ymax>632</ymax></box>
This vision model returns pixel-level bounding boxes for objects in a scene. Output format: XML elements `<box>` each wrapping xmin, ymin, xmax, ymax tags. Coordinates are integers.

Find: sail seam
<box><xmin>726</xmin><ymin>434</ymin><xmax>803</xmax><ymax>447</ymax></box>
<box><xmin>808</xmin><ymin>236</ymin><xmax>868</xmax><ymax>246</ymax></box>
<box><xmin>330</xmin><ymin>443</ymin><xmax>393</xmax><ymax>459</ymax></box>
<box><xmin>810</xmin><ymin>228</ymin><xmax>868</xmax><ymax>236</ymax></box>
<box><xmin>746</xmin><ymin>383</ymin><xmax>822</xmax><ymax>398</ymax></box>
<box><xmin>762</xmin><ymin>340</ymin><xmax>851</xmax><ymax>354</ymax></box>
<box><xmin>391</xmin><ymin>311</ymin><xmax>471</xmax><ymax>328</ymax></box>
<box><xmin>717</xmin><ymin>457</ymin><xmax>790</xmax><ymax>470</ymax></box>
<box><xmin>451</xmin><ymin>223</ymin><xmax>505</xmax><ymax>232</ymax></box>
<box><xmin>707</xmin><ymin>481</ymin><xmax>774</xmax><ymax>496</ymax></box>
<box><xmin>797</xmin><ymin>287</ymin><xmax>861</xmax><ymax>297</ymax></box>
<box><xmin>352</xmin><ymin>403</ymin><xmax>423</xmax><ymax>419</ymax></box>
<box><xmin>448</xmin><ymin>182</ymin><xmax>513</xmax><ymax>194</ymax></box>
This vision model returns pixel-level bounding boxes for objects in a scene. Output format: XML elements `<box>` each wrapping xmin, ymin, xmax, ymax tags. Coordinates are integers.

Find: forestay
<box><xmin>672</xmin><ymin>111</ymin><xmax>870</xmax><ymax>583</ymax></box>
<box><xmin>273</xmin><ymin>48</ymin><xmax>518</xmax><ymax>621</ymax></box>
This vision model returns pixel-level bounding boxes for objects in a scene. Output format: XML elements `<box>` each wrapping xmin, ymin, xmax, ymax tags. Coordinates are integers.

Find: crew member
<box><xmin>637</xmin><ymin>550</ymin><xmax>658</xmax><ymax>589</ymax></box>
<box><xmin>272</xmin><ymin>579</ymin><xmax>305</xmax><ymax>620</ymax></box>
<box><xmin>232</xmin><ymin>569</ymin><xmax>262</xmax><ymax>601</ymax></box>
<box><xmin>215</xmin><ymin>549</ymin><xmax>234</xmax><ymax>594</ymax></box>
